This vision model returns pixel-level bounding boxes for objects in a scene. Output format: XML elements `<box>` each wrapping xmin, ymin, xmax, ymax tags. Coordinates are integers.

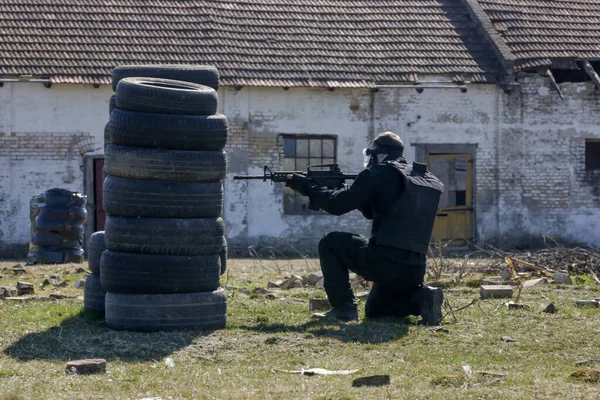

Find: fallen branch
<box><xmin>588</xmin><ymin>269</ymin><xmax>600</xmax><ymax>285</ymax></box>
<box><xmin>443</xmin><ymin>299</ymin><xmax>478</xmax><ymax>321</ymax></box>
<box><xmin>507</xmin><ymin>257</ymin><xmax>554</xmax><ymax>276</ymax></box>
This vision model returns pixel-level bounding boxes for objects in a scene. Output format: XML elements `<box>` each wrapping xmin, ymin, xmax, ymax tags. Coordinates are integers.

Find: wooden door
<box><xmin>428</xmin><ymin>153</ymin><xmax>472</xmax><ymax>245</ymax></box>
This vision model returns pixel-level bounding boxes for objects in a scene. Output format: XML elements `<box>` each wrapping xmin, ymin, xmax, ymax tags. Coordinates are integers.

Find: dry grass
<box><xmin>0</xmin><ymin>258</ymin><xmax>599</xmax><ymax>399</ymax></box>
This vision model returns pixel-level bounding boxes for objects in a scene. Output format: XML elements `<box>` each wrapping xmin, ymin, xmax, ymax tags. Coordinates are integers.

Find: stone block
<box><xmin>0</xmin><ymin>286</ymin><xmax>17</xmax><ymax>297</ymax></box>
<box><xmin>66</xmin><ymin>359</ymin><xmax>106</xmax><ymax>375</ymax></box>
<box><xmin>16</xmin><ymin>281</ymin><xmax>34</xmax><ymax>296</ymax></box>
<box><xmin>352</xmin><ymin>375</ymin><xmax>390</xmax><ymax>387</ymax></box>
<box><xmin>576</xmin><ymin>300</ymin><xmax>599</xmax><ymax>308</ymax></box>
<box><xmin>281</xmin><ymin>275</ymin><xmax>303</xmax><ymax>290</ymax></box>
<box><xmin>315</xmin><ymin>277</ymin><xmax>325</xmax><ymax>289</ymax></box>
<box><xmin>522</xmin><ymin>278</ymin><xmax>549</xmax><ymax>288</ymax></box>
<box><xmin>303</xmin><ymin>272</ymin><xmax>323</xmax><ymax>286</ymax></box>
<box><xmin>481</xmin><ymin>276</ymin><xmax>507</xmax><ymax>285</ymax></box>
<box><xmin>267</xmin><ymin>280</ymin><xmax>283</xmax><ymax>289</ymax></box>
<box><xmin>553</xmin><ymin>272</ymin><xmax>572</xmax><ymax>285</ymax></box>
<box><xmin>480</xmin><ymin>285</ymin><xmax>513</xmax><ymax>299</ymax></box>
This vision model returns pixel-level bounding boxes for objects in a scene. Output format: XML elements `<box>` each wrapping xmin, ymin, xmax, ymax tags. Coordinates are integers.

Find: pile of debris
<box><xmin>485</xmin><ymin>245</ymin><xmax>600</xmax><ymax>285</ymax></box>
<box><xmin>265</xmin><ymin>272</ymin><xmax>368</xmax><ymax>291</ymax></box>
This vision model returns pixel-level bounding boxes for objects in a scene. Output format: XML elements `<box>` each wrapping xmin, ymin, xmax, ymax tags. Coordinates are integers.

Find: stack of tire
<box><xmin>28</xmin><ymin>189</ymin><xmax>86</xmax><ymax>264</ymax></box>
<box><xmin>101</xmin><ymin>65</ymin><xmax>228</xmax><ymax>332</ymax></box>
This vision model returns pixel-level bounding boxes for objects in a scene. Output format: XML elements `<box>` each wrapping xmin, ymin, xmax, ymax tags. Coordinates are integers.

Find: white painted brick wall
<box><xmin>1</xmin><ymin>75</ymin><xmax>599</xmax><ymax>256</ymax></box>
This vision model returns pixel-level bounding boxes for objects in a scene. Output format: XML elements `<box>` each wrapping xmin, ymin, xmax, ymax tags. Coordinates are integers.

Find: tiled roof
<box><xmin>478</xmin><ymin>0</ymin><xmax>600</xmax><ymax>69</ymax></box>
<box><xmin>0</xmin><ymin>0</ymin><xmax>502</xmax><ymax>87</ymax></box>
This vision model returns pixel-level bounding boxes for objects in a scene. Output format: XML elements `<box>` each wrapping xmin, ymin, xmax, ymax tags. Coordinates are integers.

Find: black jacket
<box><xmin>307</xmin><ymin>156</ymin><xmax>426</xmax><ymax>264</ymax></box>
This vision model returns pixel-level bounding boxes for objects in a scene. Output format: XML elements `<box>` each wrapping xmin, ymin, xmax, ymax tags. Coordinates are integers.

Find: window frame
<box><xmin>280</xmin><ymin>134</ymin><xmax>337</xmax><ymax>215</ymax></box>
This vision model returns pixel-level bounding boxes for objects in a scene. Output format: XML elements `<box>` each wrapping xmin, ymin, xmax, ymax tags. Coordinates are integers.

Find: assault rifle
<box><xmin>233</xmin><ymin>164</ymin><xmax>358</xmax><ymax>190</ymax></box>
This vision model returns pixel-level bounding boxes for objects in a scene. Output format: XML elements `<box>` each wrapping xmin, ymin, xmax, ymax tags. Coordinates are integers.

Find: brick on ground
<box><xmin>480</xmin><ymin>285</ymin><xmax>513</xmax><ymax>299</ymax></box>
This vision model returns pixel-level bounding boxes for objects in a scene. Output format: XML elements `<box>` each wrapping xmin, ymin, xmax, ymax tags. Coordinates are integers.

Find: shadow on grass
<box><xmin>4</xmin><ymin>310</ymin><xmax>216</xmax><ymax>362</ymax></box>
<box><xmin>238</xmin><ymin>317</ymin><xmax>411</xmax><ymax>343</ymax></box>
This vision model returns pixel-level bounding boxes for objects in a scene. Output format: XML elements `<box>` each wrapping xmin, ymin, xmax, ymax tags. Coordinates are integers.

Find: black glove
<box><xmin>286</xmin><ymin>173</ymin><xmax>311</xmax><ymax>196</ymax></box>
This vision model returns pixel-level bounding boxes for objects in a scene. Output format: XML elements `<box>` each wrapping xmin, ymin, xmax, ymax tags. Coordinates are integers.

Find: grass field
<box><xmin>0</xmin><ymin>257</ymin><xmax>599</xmax><ymax>399</ymax></box>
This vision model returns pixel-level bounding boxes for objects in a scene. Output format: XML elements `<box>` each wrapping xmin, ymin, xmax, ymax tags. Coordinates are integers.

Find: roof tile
<box><xmin>0</xmin><ymin>0</ymin><xmax>500</xmax><ymax>86</ymax></box>
<box><xmin>478</xmin><ymin>0</ymin><xmax>600</xmax><ymax>69</ymax></box>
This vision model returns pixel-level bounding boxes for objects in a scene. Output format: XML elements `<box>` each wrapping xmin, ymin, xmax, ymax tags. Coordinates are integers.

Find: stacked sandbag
<box><xmin>101</xmin><ymin>65</ymin><xmax>228</xmax><ymax>332</ymax></box>
<box><xmin>28</xmin><ymin>189</ymin><xmax>86</xmax><ymax>264</ymax></box>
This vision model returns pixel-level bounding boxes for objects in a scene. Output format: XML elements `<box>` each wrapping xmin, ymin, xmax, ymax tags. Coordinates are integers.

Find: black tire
<box><xmin>43</xmin><ymin>189</ymin><xmax>86</xmax><ymax>207</ymax></box>
<box><xmin>104</xmin><ymin>145</ymin><xmax>226</xmax><ymax>182</ymax></box>
<box><xmin>31</xmin><ymin>247</ymin><xmax>84</xmax><ymax>264</ymax></box>
<box><xmin>100</xmin><ymin>251</ymin><xmax>220</xmax><ymax>294</ymax></box>
<box><xmin>111</xmin><ymin>64</ymin><xmax>219</xmax><ymax>92</ymax></box>
<box><xmin>103</xmin><ymin>175</ymin><xmax>223</xmax><ymax>218</ymax></box>
<box><xmin>109</xmin><ymin>94</ymin><xmax>116</xmax><ymax>115</ymax></box>
<box><xmin>104</xmin><ymin>122</ymin><xmax>112</xmax><ymax>150</ymax></box>
<box><xmin>220</xmin><ymin>238</ymin><xmax>228</xmax><ymax>275</ymax></box>
<box><xmin>115</xmin><ymin>77</ymin><xmax>217</xmax><ymax>115</ymax></box>
<box><xmin>84</xmin><ymin>274</ymin><xmax>105</xmax><ymax>314</ymax></box>
<box><xmin>33</xmin><ymin>215</ymin><xmax>85</xmax><ymax>239</ymax></box>
<box><xmin>87</xmin><ymin>231</ymin><xmax>106</xmax><ymax>274</ymax></box>
<box><xmin>31</xmin><ymin>231</ymin><xmax>81</xmax><ymax>249</ymax></box>
<box><xmin>108</xmin><ymin>109</ymin><xmax>228</xmax><ymax>151</ymax></box>
<box><xmin>104</xmin><ymin>216</ymin><xmax>225</xmax><ymax>256</ymax></box>
<box><xmin>37</xmin><ymin>205</ymin><xmax>86</xmax><ymax>223</ymax></box>
<box><xmin>105</xmin><ymin>289</ymin><xmax>227</xmax><ymax>331</ymax></box>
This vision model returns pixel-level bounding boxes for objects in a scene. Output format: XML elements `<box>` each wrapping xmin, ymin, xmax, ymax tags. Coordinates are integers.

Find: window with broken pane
<box><xmin>282</xmin><ymin>135</ymin><xmax>337</xmax><ymax>214</ymax></box>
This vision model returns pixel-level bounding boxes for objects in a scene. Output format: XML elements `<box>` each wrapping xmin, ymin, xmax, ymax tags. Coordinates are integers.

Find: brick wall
<box><xmin>0</xmin><ymin>132</ymin><xmax>96</xmax><ymax>160</ymax></box>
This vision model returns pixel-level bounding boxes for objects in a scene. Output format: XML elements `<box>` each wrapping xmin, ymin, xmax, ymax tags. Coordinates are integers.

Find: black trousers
<box><xmin>318</xmin><ymin>231</ymin><xmax>426</xmax><ymax>318</ymax></box>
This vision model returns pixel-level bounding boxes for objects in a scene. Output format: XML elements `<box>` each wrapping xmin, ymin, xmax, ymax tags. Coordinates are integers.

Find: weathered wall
<box><xmin>373</xmin><ymin>73</ymin><xmax>600</xmax><ymax>247</ymax></box>
<box><xmin>0</xmin><ymin>83</ymin><xmax>110</xmax><ymax>256</ymax></box>
<box><xmin>219</xmin><ymin>87</ymin><xmax>371</xmax><ymax>255</ymax></box>
<box><xmin>495</xmin><ymin>74</ymin><xmax>600</xmax><ymax>246</ymax></box>
<box><xmin>1</xmin><ymin>75</ymin><xmax>599</xmax><ymax>258</ymax></box>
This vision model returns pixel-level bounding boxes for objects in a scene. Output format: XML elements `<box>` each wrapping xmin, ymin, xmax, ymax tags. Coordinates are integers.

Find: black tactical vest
<box><xmin>373</xmin><ymin>161</ymin><xmax>444</xmax><ymax>255</ymax></box>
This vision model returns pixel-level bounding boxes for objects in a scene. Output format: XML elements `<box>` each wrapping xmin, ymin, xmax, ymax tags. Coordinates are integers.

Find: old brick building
<box><xmin>1</xmin><ymin>0</ymin><xmax>599</xmax><ymax>257</ymax></box>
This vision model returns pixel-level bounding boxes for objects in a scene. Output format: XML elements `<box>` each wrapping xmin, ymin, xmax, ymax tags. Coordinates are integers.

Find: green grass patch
<box><xmin>0</xmin><ymin>259</ymin><xmax>599</xmax><ymax>399</ymax></box>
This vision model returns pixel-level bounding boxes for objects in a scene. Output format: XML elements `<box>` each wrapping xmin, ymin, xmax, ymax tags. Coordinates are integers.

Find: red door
<box><xmin>94</xmin><ymin>159</ymin><xmax>106</xmax><ymax>231</ymax></box>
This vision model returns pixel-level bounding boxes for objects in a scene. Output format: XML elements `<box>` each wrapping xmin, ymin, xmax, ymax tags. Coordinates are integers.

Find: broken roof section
<box><xmin>478</xmin><ymin>0</ymin><xmax>600</xmax><ymax>70</ymax></box>
<box><xmin>0</xmin><ymin>0</ymin><xmax>503</xmax><ymax>87</ymax></box>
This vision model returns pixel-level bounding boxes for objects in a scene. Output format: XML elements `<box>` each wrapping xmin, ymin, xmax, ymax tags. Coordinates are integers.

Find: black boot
<box><xmin>312</xmin><ymin>304</ymin><xmax>358</xmax><ymax>322</ymax></box>
<box><xmin>411</xmin><ymin>285</ymin><xmax>444</xmax><ymax>325</ymax></box>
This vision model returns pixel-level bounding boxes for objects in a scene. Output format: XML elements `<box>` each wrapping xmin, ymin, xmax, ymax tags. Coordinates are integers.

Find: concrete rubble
<box><xmin>553</xmin><ymin>272</ymin><xmax>572</xmax><ymax>285</ymax></box>
<box><xmin>280</xmin><ymin>275</ymin><xmax>304</xmax><ymax>290</ymax></box>
<box><xmin>303</xmin><ymin>272</ymin><xmax>323</xmax><ymax>286</ymax></box>
<box><xmin>575</xmin><ymin>300</ymin><xmax>599</xmax><ymax>307</ymax></box>
<box><xmin>16</xmin><ymin>281</ymin><xmax>34</xmax><ymax>296</ymax></box>
<box><xmin>267</xmin><ymin>280</ymin><xmax>283</xmax><ymax>289</ymax></box>
<box><xmin>522</xmin><ymin>278</ymin><xmax>549</xmax><ymax>288</ymax></box>
<box><xmin>0</xmin><ymin>286</ymin><xmax>18</xmax><ymax>297</ymax></box>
